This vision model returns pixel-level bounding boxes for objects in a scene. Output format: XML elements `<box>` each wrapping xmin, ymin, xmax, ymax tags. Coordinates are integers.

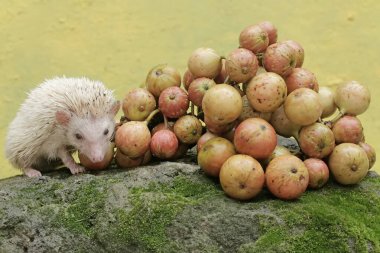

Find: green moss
<box><xmin>21</xmin><ymin>182</ymin><xmax>64</xmax><ymax>203</ymax></box>
<box><xmin>110</xmin><ymin>176</ymin><xmax>221</xmax><ymax>252</ymax></box>
<box><xmin>56</xmin><ymin>180</ymin><xmax>108</xmax><ymax>237</ymax></box>
<box><xmin>9</xmin><ymin>171</ymin><xmax>379</xmax><ymax>252</ymax></box>
<box><xmin>256</xmin><ymin>212</ymin><xmax>282</xmax><ymax>234</ymax></box>
<box><xmin>241</xmin><ymin>180</ymin><xmax>380</xmax><ymax>253</ymax></box>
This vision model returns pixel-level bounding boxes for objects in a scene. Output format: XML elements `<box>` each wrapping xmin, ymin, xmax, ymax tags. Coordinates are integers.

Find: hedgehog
<box><xmin>5</xmin><ymin>77</ymin><xmax>120</xmax><ymax>177</ymax></box>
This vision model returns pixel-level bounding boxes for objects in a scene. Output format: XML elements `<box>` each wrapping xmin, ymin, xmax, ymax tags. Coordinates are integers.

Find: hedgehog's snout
<box><xmin>90</xmin><ymin>154</ymin><xmax>104</xmax><ymax>163</ymax></box>
<box><xmin>89</xmin><ymin>149</ymin><xmax>105</xmax><ymax>163</ymax></box>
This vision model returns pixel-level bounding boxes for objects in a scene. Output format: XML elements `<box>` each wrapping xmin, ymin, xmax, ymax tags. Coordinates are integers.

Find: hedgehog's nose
<box><xmin>90</xmin><ymin>151</ymin><xmax>104</xmax><ymax>163</ymax></box>
<box><xmin>91</xmin><ymin>155</ymin><xmax>104</xmax><ymax>163</ymax></box>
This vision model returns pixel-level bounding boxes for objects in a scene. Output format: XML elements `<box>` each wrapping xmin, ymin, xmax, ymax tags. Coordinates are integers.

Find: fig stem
<box><xmin>330</xmin><ymin>110</ymin><xmax>345</xmax><ymax>124</ymax></box>
<box><xmin>190</xmin><ymin>102</ymin><xmax>195</xmax><ymax>116</ymax></box>
<box><xmin>224</xmin><ymin>75</ymin><xmax>230</xmax><ymax>84</ymax></box>
<box><xmin>163</xmin><ymin>114</ymin><xmax>169</xmax><ymax>128</ymax></box>
<box><xmin>144</xmin><ymin>109</ymin><xmax>160</xmax><ymax>125</ymax></box>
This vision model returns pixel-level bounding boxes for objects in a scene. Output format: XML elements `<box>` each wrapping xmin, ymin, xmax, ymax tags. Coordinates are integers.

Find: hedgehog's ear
<box><xmin>109</xmin><ymin>101</ymin><xmax>120</xmax><ymax>116</ymax></box>
<box><xmin>56</xmin><ymin>110</ymin><xmax>71</xmax><ymax>126</ymax></box>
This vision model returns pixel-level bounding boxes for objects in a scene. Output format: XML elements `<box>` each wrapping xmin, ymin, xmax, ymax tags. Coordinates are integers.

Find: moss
<box><xmin>6</xmin><ymin>170</ymin><xmax>379</xmax><ymax>252</ymax></box>
<box><xmin>21</xmin><ymin>182</ymin><xmax>65</xmax><ymax>203</ymax></box>
<box><xmin>109</xmin><ymin>176</ymin><xmax>221</xmax><ymax>252</ymax></box>
<box><xmin>55</xmin><ymin>180</ymin><xmax>108</xmax><ymax>237</ymax></box>
<box><xmin>240</xmin><ymin>180</ymin><xmax>380</xmax><ymax>253</ymax></box>
<box><xmin>256</xmin><ymin>212</ymin><xmax>283</xmax><ymax>234</ymax></box>
<box><xmin>46</xmin><ymin>174</ymin><xmax>379</xmax><ymax>252</ymax></box>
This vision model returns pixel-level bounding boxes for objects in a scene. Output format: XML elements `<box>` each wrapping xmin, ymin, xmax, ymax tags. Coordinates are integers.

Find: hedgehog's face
<box><xmin>55</xmin><ymin>101</ymin><xmax>120</xmax><ymax>163</ymax></box>
<box><xmin>67</xmin><ymin>115</ymin><xmax>115</xmax><ymax>163</ymax></box>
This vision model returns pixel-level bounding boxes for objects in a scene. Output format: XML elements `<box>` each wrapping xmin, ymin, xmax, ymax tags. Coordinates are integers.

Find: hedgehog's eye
<box><xmin>103</xmin><ymin>129</ymin><xmax>109</xmax><ymax>136</ymax></box>
<box><xmin>75</xmin><ymin>133</ymin><xmax>83</xmax><ymax>140</ymax></box>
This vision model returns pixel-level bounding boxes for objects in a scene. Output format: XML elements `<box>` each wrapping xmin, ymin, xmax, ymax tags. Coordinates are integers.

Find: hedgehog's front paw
<box><xmin>23</xmin><ymin>168</ymin><xmax>42</xmax><ymax>178</ymax></box>
<box><xmin>69</xmin><ymin>164</ymin><xmax>86</xmax><ymax>175</ymax></box>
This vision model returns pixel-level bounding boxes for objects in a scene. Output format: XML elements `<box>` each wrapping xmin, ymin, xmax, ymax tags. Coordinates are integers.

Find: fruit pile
<box><xmin>79</xmin><ymin>21</ymin><xmax>376</xmax><ymax>201</ymax></box>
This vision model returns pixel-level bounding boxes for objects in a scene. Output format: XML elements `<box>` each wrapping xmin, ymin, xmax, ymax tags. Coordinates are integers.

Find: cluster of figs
<box><xmin>79</xmin><ymin>21</ymin><xmax>376</xmax><ymax>201</ymax></box>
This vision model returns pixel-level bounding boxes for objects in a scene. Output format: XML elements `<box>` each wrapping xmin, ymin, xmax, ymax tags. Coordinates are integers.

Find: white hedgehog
<box><xmin>5</xmin><ymin>77</ymin><xmax>120</xmax><ymax>177</ymax></box>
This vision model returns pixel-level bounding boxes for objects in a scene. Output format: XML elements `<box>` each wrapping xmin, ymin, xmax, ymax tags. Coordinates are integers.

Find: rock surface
<box><xmin>0</xmin><ymin>144</ymin><xmax>379</xmax><ymax>253</ymax></box>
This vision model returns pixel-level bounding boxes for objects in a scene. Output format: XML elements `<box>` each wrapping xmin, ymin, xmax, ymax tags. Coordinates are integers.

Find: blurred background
<box><xmin>1</xmin><ymin>0</ymin><xmax>379</xmax><ymax>179</ymax></box>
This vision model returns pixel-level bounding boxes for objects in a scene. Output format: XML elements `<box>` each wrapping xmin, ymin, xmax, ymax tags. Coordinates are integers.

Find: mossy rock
<box><xmin>0</xmin><ymin>149</ymin><xmax>379</xmax><ymax>253</ymax></box>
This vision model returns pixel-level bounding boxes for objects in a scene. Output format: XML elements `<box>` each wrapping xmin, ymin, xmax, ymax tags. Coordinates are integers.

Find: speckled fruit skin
<box><xmin>239</xmin><ymin>25</ymin><xmax>269</xmax><ymax>54</ymax></box>
<box><xmin>150</xmin><ymin>129</ymin><xmax>178</xmax><ymax>159</ymax></box>
<box><xmin>204</xmin><ymin>116</ymin><xmax>237</xmax><ymax>135</ymax></box>
<box><xmin>283</xmin><ymin>40</ymin><xmax>304</xmax><ymax>68</ymax></box>
<box><xmin>122</xmin><ymin>88</ymin><xmax>157</xmax><ymax>121</ymax></box>
<box><xmin>263</xmin><ymin>42</ymin><xmax>297</xmax><ymax>77</ymax></box>
<box><xmin>284</xmin><ymin>88</ymin><xmax>322</xmax><ymax>126</ymax></box>
<box><xmin>151</xmin><ymin>121</ymin><xmax>175</xmax><ymax>136</ymax></box>
<box><xmin>219</xmin><ymin>154</ymin><xmax>265</xmax><ymax>200</ymax></box>
<box><xmin>202</xmin><ymin>84</ymin><xmax>243</xmax><ymax>125</ymax></box>
<box><xmin>234</xmin><ymin>118</ymin><xmax>277</xmax><ymax>159</ymax></box>
<box><xmin>158</xmin><ymin>86</ymin><xmax>189</xmax><ymax>119</ymax></box>
<box><xmin>79</xmin><ymin>143</ymin><xmax>115</xmax><ymax>170</ymax></box>
<box><xmin>238</xmin><ymin>95</ymin><xmax>272</xmax><ymax>123</ymax></box>
<box><xmin>328</xmin><ymin>143</ymin><xmax>369</xmax><ymax>185</ymax></box>
<box><xmin>262</xmin><ymin>145</ymin><xmax>292</xmax><ymax>168</ymax></box>
<box><xmin>334</xmin><ymin>81</ymin><xmax>371</xmax><ymax>116</ymax></box>
<box><xmin>265</xmin><ymin>155</ymin><xmax>309</xmax><ymax>200</ymax></box>
<box><xmin>285</xmin><ymin>68</ymin><xmax>319</xmax><ymax>94</ymax></box>
<box><xmin>225</xmin><ymin>48</ymin><xmax>259</xmax><ymax>83</ymax></box>
<box><xmin>222</xmin><ymin>127</ymin><xmax>236</xmax><ymax>143</ymax></box>
<box><xmin>318</xmin><ymin>86</ymin><xmax>337</xmax><ymax>118</ymax></box>
<box><xmin>299</xmin><ymin>123</ymin><xmax>335</xmax><ymax>159</ymax></box>
<box><xmin>197</xmin><ymin>137</ymin><xmax>236</xmax><ymax>177</ymax></box>
<box><xmin>258</xmin><ymin>21</ymin><xmax>277</xmax><ymax>45</ymax></box>
<box><xmin>270</xmin><ymin>105</ymin><xmax>300</xmax><ymax>138</ymax></box>
<box><xmin>304</xmin><ymin>158</ymin><xmax>329</xmax><ymax>189</ymax></box>
<box><xmin>358</xmin><ymin>142</ymin><xmax>376</xmax><ymax>169</ymax></box>
<box><xmin>246</xmin><ymin>72</ymin><xmax>287</xmax><ymax>113</ymax></box>
<box><xmin>145</xmin><ymin>64</ymin><xmax>181</xmax><ymax>97</ymax></box>
<box><xmin>115</xmin><ymin>121</ymin><xmax>151</xmax><ymax>158</ymax></box>
<box><xmin>332</xmin><ymin>116</ymin><xmax>363</xmax><ymax>144</ymax></box>
<box><xmin>183</xmin><ymin>69</ymin><xmax>194</xmax><ymax>90</ymax></box>
<box><xmin>187</xmin><ymin>77</ymin><xmax>216</xmax><ymax>107</ymax></box>
<box><xmin>115</xmin><ymin>149</ymin><xmax>151</xmax><ymax>169</ymax></box>
<box><xmin>115</xmin><ymin>149</ymin><xmax>143</xmax><ymax>169</ymax></box>
<box><xmin>214</xmin><ymin>59</ymin><xmax>228</xmax><ymax>84</ymax></box>
<box><xmin>173</xmin><ymin>115</ymin><xmax>202</xmax><ymax>144</ymax></box>
<box><xmin>187</xmin><ymin>47</ymin><xmax>222</xmax><ymax>79</ymax></box>
<box><xmin>197</xmin><ymin>131</ymin><xmax>218</xmax><ymax>153</ymax></box>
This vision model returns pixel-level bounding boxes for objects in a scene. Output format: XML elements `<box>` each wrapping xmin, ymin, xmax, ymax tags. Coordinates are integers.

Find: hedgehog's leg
<box><xmin>57</xmin><ymin>147</ymin><xmax>86</xmax><ymax>175</ymax></box>
<box><xmin>23</xmin><ymin>168</ymin><xmax>42</xmax><ymax>178</ymax></box>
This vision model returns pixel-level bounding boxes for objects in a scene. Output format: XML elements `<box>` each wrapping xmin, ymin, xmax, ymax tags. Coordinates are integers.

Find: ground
<box><xmin>0</xmin><ymin>150</ymin><xmax>379</xmax><ymax>253</ymax></box>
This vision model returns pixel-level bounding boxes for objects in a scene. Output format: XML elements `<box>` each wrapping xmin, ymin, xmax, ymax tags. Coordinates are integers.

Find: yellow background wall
<box><xmin>1</xmin><ymin>0</ymin><xmax>379</xmax><ymax>178</ymax></box>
